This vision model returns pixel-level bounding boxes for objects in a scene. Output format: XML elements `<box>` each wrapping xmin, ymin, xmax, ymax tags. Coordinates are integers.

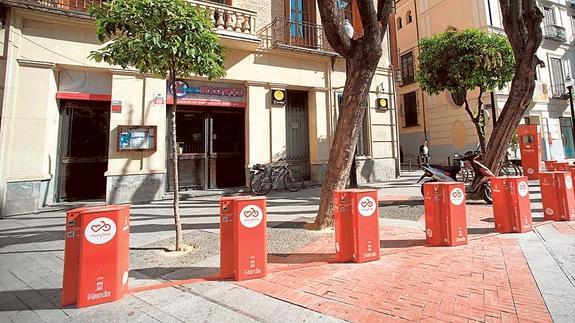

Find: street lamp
<box><xmin>343</xmin><ymin>19</ymin><xmax>354</xmax><ymax>39</ymax></box>
<box><xmin>566</xmin><ymin>76</ymin><xmax>575</xmax><ymax>149</ymax></box>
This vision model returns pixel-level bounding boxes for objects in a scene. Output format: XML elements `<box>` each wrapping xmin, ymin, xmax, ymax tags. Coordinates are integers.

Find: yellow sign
<box><xmin>376</xmin><ymin>98</ymin><xmax>389</xmax><ymax>112</ymax></box>
<box><xmin>272</xmin><ymin>89</ymin><xmax>286</xmax><ymax>105</ymax></box>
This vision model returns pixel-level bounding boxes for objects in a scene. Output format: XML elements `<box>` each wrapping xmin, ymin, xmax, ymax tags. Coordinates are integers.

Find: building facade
<box><xmin>391</xmin><ymin>0</ymin><xmax>575</xmax><ymax>164</ymax></box>
<box><xmin>0</xmin><ymin>0</ymin><xmax>400</xmax><ymax>217</ymax></box>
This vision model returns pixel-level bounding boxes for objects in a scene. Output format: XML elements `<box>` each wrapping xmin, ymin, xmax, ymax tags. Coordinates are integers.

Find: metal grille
<box><xmin>285</xmin><ymin>91</ymin><xmax>310</xmax><ymax>179</ymax></box>
<box><xmin>550</xmin><ymin>57</ymin><xmax>566</xmax><ymax>98</ymax></box>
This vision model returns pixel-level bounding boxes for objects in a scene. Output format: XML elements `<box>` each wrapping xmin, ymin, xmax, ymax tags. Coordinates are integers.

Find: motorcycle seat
<box><xmin>429</xmin><ymin>164</ymin><xmax>460</xmax><ymax>174</ymax></box>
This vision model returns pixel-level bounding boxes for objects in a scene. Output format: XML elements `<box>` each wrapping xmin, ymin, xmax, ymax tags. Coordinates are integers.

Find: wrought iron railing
<box><xmin>2</xmin><ymin>0</ymin><xmax>103</xmax><ymax>15</ymax></box>
<box><xmin>544</xmin><ymin>24</ymin><xmax>567</xmax><ymax>42</ymax></box>
<box><xmin>551</xmin><ymin>83</ymin><xmax>568</xmax><ymax>99</ymax></box>
<box><xmin>260</xmin><ymin>16</ymin><xmax>335</xmax><ymax>54</ymax></box>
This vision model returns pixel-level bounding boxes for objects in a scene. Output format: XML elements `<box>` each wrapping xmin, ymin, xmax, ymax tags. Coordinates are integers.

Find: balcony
<box><xmin>1</xmin><ymin>0</ymin><xmax>258</xmax><ymax>37</ymax></box>
<box><xmin>544</xmin><ymin>24</ymin><xmax>567</xmax><ymax>43</ymax></box>
<box><xmin>191</xmin><ymin>0</ymin><xmax>257</xmax><ymax>39</ymax></box>
<box><xmin>551</xmin><ymin>83</ymin><xmax>569</xmax><ymax>100</ymax></box>
<box><xmin>0</xmin><ymin>0</ymin><xmax>103</xmax><ymax>18</ymax></box>
<box><xmin>259</xmin><ymin>16</ymin><xmax>337</xmax><ymax>56</ymax></box>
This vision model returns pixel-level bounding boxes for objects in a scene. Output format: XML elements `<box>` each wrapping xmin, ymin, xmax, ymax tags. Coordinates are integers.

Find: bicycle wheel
<box><xmin>514</xmin><ymin>165</ymin><xmax>523</xmax><ymax>176</ymax></box>
<box><xmin>498</xmin><ymin>167</ymin><xmax>509</xmax><ymax>177</ymax></box>
<box><xmin>250</xmin><ymin>171</ymin><xmax>273</xmax><ymax>195</ymax></box>
<box><xmin>457</xmin><ymin>167</ymin><xmax>469</xmax><ymax>182</ymax></box>
<box><xmin>284</xmin><ymin>169</ymin><xmax>304</xmax><ymax>192</ymax></box>
<box><xmin>464</xmin><ymin>162</ymin><xmax>475</xmax><ymax>182</ymax></box>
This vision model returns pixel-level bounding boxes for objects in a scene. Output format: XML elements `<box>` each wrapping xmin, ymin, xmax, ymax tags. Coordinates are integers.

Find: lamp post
<box><xmin>342</xmin><ymin>17</ymin><xmax>359</xmax><ymax>188</ymax></box>
<box><xmin>566</xmin><ymin>76</ymin><xmax>575</xmax><ymax>153</ymax></box>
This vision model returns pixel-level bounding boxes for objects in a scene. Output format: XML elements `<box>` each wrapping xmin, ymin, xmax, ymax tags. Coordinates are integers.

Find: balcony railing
<box><xmin>2</xmin><ymin>0</ymin><xmax>256</xmax><ymax>35</ymax></box>
<box><xmin>551</xmin><ymin>83</ymin><xmax>568</xmax><ymax>99</ymax></box>
<box><xmin>191</xmin><ymin>0</ymin><xmax>256</xmax><ymax>35</ymax></box>
<box><xmin>2</xmin><ymin>0</ymin><xmax>103</xmax><ymax>17</ymax></box>
<box><xmin>544</xmin><ymin>24</ymin><xmax>567</xmax><ymax>42</ymax></box>
<box><xmin>259</xmin><ymin>16</ymin><xmax>336</xmax><ymax>55</ymax></box>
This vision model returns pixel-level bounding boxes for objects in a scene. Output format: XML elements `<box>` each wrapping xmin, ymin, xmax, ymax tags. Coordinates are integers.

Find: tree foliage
<box><xmin>416</xmin><ymin>29</ymin><xmax>515</xmax><ymax>154</ymax></box>
<box><xmin>88</xmin><ymin>0</ymin><xmax>226</xmax><ymax>80</ymax></box>
<box><xmin>88</xmin><ymin>0</ymin><xmax>226</xmax><ymax>251</ymax></box>
<box><xmin>417</xmin><ymin>29</ymin><xmax>514</xmax><ymax>95</ymax></box>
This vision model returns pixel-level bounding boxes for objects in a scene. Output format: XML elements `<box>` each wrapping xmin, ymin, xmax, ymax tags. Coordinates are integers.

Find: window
<box><xmin>339</xmin><ymin>0</ymin><xmax>363</xmax><ymax>35</ymax></box>
<box><xmin>406</xmin><ymin>10</ymin><xmax>413</xmax><ymax>24</ymax></box>
<box><xmin>288</xmin><ymin>0</ymin><xmax>314</xmax><ymax>39</ymax></box>
<box><xmin>397</xmin><ymin>17</ymin><xmax>402</xmax><ymax>29</ymax></box>
<box><xmin>403</xmin><ymin>92</ymin><xmax>418</xmax><ymax>127</ymax></box>
<box><xmin>337</xmin><ymin>93</ymin><xmax>370</xmax><ymax>156</ymax></box>
<box><xmin>341</xmin><ymin>0</ymin><xmax>353</xmax><ymax>23</ymax></box>
<box><xmin>543</xmin><ymin>7</ymin><xmax>556</xmax><ymax>26</ymax></box>
<box><xmin>550</xmin><ymin>57</ymin><xmax>566</xmax><ymax>98</ymax></box>
<box><xmin>400</xmin><ymin>51</ymin><xmax>415</xmax><ymax>85</ymax></box>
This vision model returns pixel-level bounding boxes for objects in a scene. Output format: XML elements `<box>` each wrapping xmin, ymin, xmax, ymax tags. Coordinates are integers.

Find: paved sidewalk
<box><xmin>0</xmin><ymin>176</ymin><xmax>574</xmax><ymax>322</ymax></box>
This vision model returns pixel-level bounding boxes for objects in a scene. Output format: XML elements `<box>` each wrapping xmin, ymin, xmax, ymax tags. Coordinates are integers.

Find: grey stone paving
<box><xmin>517</xmin><ymin>226</ymin><xmax>575</xmax><ymax>323</ymax></box>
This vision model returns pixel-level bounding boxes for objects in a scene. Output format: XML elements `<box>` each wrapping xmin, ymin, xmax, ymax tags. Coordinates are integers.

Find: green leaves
<box><xmin>88</xmin><ymin>0</ymin><xmax>226</xmax><ymax>80</ymax></box>
<box><xmin>416</xmin><ymin>29</ymin><xmax>515</xmax><ymax>96</ymax></box>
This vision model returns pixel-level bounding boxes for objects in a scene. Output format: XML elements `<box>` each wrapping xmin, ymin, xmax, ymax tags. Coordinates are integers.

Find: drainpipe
<box><xmin>413</xmin><ymin>0</ymin><xmax>428</xmax><ymax>142</ymax></box>
<box><xmin>490</xmin><ymin>91</ymin><xmax>497</xmax><ymax>127</ymax></box>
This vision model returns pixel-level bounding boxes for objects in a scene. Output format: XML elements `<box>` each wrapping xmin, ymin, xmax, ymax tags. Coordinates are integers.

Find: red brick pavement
<box><xmin>239</xmin><ymin>209</ymin><xmax>553</xmax><ymax>322</ymax></box>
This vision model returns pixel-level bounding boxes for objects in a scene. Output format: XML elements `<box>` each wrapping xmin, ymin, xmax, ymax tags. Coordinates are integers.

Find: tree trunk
<box><xmin>481</xmin><ymin>1</ymin><xmax>543</xmax><ymax>176</ymax></box>
<box><xmin>313</xmin><ymin>51</ymin><xmax>379</xmax><ymax>229</ymax></box>
<box><xmin>349</xmin><ymin>147</ymin><xmax>358</xmax><ymax>189</ymax></box>
<box><xmin>463</xmin><ymin>92</ymin><xmax>487</xmax><ymax>156</ymax></box>
<box><xmin>170</xmin><ymin>73</ymin><xmax>183</xmax><ymax>251</ymax></box>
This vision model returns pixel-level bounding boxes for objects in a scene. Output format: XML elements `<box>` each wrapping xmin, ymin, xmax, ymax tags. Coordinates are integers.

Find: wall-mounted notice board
<box><xmin>117</xmin><ymin>125</ymin><xmax>157</xmax><ymax>151</ymax></box>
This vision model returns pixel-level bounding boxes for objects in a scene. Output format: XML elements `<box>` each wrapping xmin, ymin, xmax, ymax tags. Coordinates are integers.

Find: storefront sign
<box><xmin>111</xmin><ymin>100</ymin><xmax>122</xmax><ymax>113</ymax></box>
<box><xmin>167</xmin><ymin>80</ymin><xmax>246</xmax><ymax>108</ymax></box>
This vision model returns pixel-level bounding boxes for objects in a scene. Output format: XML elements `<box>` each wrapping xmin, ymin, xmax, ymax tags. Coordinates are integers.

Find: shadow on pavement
<box><xmin>0</xmin><ymin>288</ymin><xmax>61</xmax><ymax>311</ymax></box>
<box><xmin>268</xmin><ymin>253</ymin><xmax>334</xmax><ymax>264</ymax></box>
<box><xmin>380</xmin><ymin>239</ymin><xmax>425</xmax><ymax>248</ymax></box>
<box><xmin>468</xmin><ymin>227</ymin><xmax>496</xmax><ymax>234</ymax></box>
<box><xmin>130</xmin><ymin>266</ymin><xmax>219</xmax><ymax>281</ymax></box>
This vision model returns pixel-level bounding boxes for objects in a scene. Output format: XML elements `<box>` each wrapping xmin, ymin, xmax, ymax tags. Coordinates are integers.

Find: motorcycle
<box><xmin>417</xmin><ymin>151</ymin><xmax>495</xmax><ymax>204</ymax></box>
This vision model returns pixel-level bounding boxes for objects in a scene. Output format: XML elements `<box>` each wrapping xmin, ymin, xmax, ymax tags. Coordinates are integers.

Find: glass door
<box><xmin>59</xmin><ymin>101</ymin><xmax>109</xmax><ymax>201</ymax></box>
<box><xmin>174</xmin><ymin>110</ymin><xmax>208</xmax><ymax>189</ymax></box>
<box><xmin>209</xmin><ymin>110</ymin><xmax>245</xmax><ymax>188</ymax></box>
<box><xmin>560</xmin><ymin>117</ymin><xmax>575</xmax><ymax>158</ymax></box>
<box><xmin>289</xmin><ymin>0</ymin><xmax>315</xmax><ymax>47</ymax></box>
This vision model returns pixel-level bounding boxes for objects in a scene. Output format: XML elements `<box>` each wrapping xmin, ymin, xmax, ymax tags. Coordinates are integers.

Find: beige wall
<box><xmin>0</xmin><ymin>4</ymin><xmax>398</xmax><ymax>213</ymax></box>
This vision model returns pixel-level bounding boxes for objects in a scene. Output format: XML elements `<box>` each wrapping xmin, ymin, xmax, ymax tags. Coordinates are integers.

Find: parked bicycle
<box><xmin>250</xmin><ymin>159</ymin><xmax>304</xmax><ymax>195</ymax></box>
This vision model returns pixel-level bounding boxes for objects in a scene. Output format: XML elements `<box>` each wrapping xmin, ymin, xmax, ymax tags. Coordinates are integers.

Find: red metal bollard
<box><xmin>334</xmin><ymin>189</ymin><xmax>380</xmax><ymax>263</ymax></box>
<box><xmin>61</xmin><ymin>205</ymin><xmax>130</xmax><ymax>308</ymax></box>
<box><xmin>423</xmin><ymin>182</ymin><xmax>467</xmax><ymax>246</ymax></box>
<box><xmin>539</xmin><ymin>172</ymin><xmax>575</xmax><ymax>221</ymax></box>
<box><xmin>545</xmin><ymin>160</ymin><xmax>557</xmax><ymax>172</ymax></box>
<box><xmin>490</xmin><ymin>176</ymin><xmax>533</xmax><ymax>233</ymax></box>
<box><xmin>220</xmin><ymin>196</ymin><xmax>267</xmax><ymax>281</ymax></box>
<box><xmin>518</xmin><ymin>125</ymin><xmax>542</xmax><ymax>179</ymax></box>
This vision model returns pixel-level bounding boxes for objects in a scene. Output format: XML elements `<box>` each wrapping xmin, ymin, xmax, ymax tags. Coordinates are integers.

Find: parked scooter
<box><xmin>417</xmin><ymin>151</ymin><xmax>495</xmax><ymax>204</ymax></box>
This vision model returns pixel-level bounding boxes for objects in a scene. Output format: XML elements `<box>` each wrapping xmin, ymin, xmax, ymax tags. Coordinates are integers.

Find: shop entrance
<box><xmin>285</xmin><ymin>91</ymin><xmax>310</xmax><ymax>179</ymax></box>
<box><xmin>169</xmin><ymin>107</ymin><xmax>245</xmax><ymax>190</ymax></box>
<box><xmin>58</xmin><ymin>101</ymin><xmax>110</xmax><ymax>201</ymax></box>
